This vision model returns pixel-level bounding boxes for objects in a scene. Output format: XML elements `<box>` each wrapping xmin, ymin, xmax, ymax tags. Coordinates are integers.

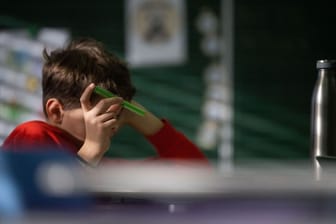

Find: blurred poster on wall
<box><xmin>0</xmin><ymin>29</ymin><xmax>70</xmax><ymax>144</ymax></box>
<box><xmin>125</xmin><ymin>0</ymin><xmax>186</xmax><ymax>67</ymax></box>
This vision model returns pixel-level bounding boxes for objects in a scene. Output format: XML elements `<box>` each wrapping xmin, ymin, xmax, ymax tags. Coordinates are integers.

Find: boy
<box><xmin>1</xmin><ymin>37</ymin><xmax>208</xmax><ymax>167</ymax></box>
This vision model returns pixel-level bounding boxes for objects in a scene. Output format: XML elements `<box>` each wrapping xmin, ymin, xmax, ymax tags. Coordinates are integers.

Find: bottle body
<box><xmin>311</xmin><ymin>60</ymin><xmax>336</xmax><ymax>159</ymax></box>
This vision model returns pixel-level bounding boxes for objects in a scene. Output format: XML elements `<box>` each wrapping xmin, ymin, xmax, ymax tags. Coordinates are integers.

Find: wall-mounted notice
<box><xmin>126</xmin><ymin>0</ymin><xmax>186</xmax><ymax>67</ymax></box>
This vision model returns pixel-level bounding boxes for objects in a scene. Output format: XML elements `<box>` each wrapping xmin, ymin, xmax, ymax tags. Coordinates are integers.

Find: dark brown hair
<box><xmin>42</xmin><ymin>37</ymin><xmax>136</xmax><ymax>116</ymax></box>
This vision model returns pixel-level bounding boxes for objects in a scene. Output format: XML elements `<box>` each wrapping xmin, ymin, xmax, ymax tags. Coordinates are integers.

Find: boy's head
<box><xmin>42</xmin><ymin>37</ymin><xmax>136</xmax><ymax>117</ymax></box>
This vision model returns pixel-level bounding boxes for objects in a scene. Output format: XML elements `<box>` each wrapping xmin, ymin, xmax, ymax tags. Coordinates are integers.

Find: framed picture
<box><xmin>126</xmin><ymin>0</ymin><xmax>186</xmax><ymax>67</ymax></box>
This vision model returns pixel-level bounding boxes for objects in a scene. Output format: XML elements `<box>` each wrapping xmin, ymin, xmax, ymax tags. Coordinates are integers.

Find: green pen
<box><xmin>94</xmin><ymin>86</ymin><xmax>145</xmax><ymax>116</ymax></box>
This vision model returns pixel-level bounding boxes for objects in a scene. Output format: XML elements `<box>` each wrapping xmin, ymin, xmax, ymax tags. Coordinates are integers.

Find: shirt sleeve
<box><xmin>145</xmin><ymin>119</ymin><xmax>209</xmax><ymax>163</ymax></box>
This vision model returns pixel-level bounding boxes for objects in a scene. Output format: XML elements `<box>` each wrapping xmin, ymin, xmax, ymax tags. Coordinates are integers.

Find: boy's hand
<box><xmin>77</xmin><ymin>83</ymin><xmax>123</xmax><ymax>165</ymax></box>
<box><xmin>117</xmin><ymin>101</ymin><xmax>142</xmax><ymax>126</ymax></box>
<box><xmin>118</xmin><ymin>100</ymin><xmax>164</xmax><ymax>136</ymax></box>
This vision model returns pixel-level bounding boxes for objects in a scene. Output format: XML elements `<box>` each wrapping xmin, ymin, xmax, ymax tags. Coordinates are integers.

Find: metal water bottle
<box><xmin>311</xmin><ymin>60</ymin><xmax>336</xmax><ymax>175</ymax></box>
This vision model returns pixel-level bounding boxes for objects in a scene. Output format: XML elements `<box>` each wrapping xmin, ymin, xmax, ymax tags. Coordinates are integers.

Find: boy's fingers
<box><xmin>93</xmin><ymin>97</ymin><xmax>123</xmax><ymax>115</ymax></box>
<box><xmin>106</xmin><ymin>102</ymin><xmax>122</xmax><ymax>114</ymax></box>
<box><xmin>80</xmin><ymin>83</ymin><xmax>95</xmax><ymax>112</ymax></box>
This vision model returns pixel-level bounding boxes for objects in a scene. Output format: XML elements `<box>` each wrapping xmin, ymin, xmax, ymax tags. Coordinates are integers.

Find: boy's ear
<box><xmin>45</xmin><ymin>98</ymin><xmax>64</xmax><ymax>124</ymax></box>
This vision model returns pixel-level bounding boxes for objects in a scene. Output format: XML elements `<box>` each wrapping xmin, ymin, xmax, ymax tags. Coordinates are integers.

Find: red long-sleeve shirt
<box><xmin>1</xmin><ymin>120</ymin><xmax>208</xmax><ymax>163</ymax></box>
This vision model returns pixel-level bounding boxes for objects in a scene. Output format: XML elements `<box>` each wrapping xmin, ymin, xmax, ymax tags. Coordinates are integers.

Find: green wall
<box><xmin>3</xmin><ymin>0</ymin><xmax>336</xmax><ymax>164</ymax></box>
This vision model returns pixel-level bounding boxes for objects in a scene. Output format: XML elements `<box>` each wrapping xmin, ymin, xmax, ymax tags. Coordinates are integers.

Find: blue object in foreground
<box><xmin>0</xmin><ymin>153</ymin><xmax>23</xmax><ymax>218</ymax></box>
<box><xmin>0</xmin><ymin>149</ymin><xmax>92</xmax><ymax>212</ymax></box>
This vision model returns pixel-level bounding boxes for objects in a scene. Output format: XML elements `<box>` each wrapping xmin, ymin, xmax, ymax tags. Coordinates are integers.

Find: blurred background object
<box><xmin>1</xmin><ymin>0</ymin><xmax>336</xmax><ymax>168</ymax></box>
<box><xmin>126</xmin><ymin>0</ymin><xmax>187</xmax><ymax>67</ymax></box>
<box><xmin>0</xmin><ymin>29</ymin><xmax>70</xmax><ymax>145</ymax></box>
<box><xmin>0</xmin><ymin>30</ymin><xmax>44</xmax><ymax>144</ymax></box>
<box><xmin>195</xmin><ymin>2</ymin><xmax>234</xmax><ymax>173</ymax></box>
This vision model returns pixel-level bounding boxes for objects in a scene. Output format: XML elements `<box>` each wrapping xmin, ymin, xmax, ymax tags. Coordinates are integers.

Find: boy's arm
<box><xmin>120</xmin><ymin>101</ymin><xmax>164</xmax><ymax>136</ymax></box>
<box><xmin>145</xmin><ymin>119</ymin><xmax>208</xmax><ymax>161</ymax></box>
<box><xmin>120</xmin><ymin>101</ymin><xmax>209</xmax><ymax>163</ymax></box>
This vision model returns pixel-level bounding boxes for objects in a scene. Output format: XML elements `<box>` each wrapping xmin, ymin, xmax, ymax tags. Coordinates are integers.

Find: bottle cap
<box><xmin>316</xmin><ymin>60</ymin><xmax>336</xmax><ymax>69</ymax></box>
